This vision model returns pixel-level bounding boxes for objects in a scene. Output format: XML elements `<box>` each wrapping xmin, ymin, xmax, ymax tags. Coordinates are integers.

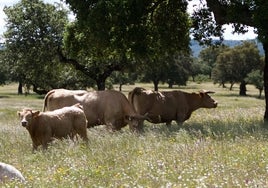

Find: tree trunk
<box><xmin>153</xmin><ymin>80</ymin><xmax>159</xmax><ymax>91</ymax></box>
<box><xmin>168</xmin><ymin>81</ymin><xmax>173</xmax><ymax>88</ymax></box>
<box><xmin>239</xmin><ymin>80</ymin><xmax>247</xmax><ymax>96</ymax></box>
<box><xmin>96</xmin><ymin>79</ymin><xmax>106</xmax><ymax>90</ymax></box>
<box><xmin>18</xmin><ymin>82</ymin><xmax>23</xmax><ymax>95</ymax></box>
<box><xmin>229</xmin><ymin>82</ymin><xmax>234</xmax><ymax>90</ymax></box>
<box><xmin>263</xmin><ymin>42</ymin><xmax>268</xmax><ymax>121</ymax></box>
<box><xmin>259</xmin><ymin>88</ymin><xmax>263</xmax><ymax>99</ymax></box>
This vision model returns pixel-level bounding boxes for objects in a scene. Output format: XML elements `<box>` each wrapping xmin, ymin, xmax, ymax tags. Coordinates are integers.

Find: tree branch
<box><xmin>57</xmin><ymin>47</ymin><xmax>90</xmax><ymax>75</ymax></box>
<box><xmin>206</xmin><ymin>0</ymin><xmax>255</xmax><ymax>27</ymax></box>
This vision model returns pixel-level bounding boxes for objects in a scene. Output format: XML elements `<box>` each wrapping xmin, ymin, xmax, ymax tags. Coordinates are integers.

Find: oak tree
<box><xmin>191</xmin><ymin>0</ymin><xmax>268</xmax><ymax>121</ymax></box>
<box><xmin>3</xmin><ymin>0</ymin><xmax>89</xmax><ymax>94</ymax></box>
<box><xmin>62</xmin><ymin>0</ymin><xmax>190</xmax><ymax>90</ymax></box>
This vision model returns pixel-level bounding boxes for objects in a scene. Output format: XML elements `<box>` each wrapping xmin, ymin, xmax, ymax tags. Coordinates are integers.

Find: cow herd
<box><xmin>17</xmin><ymin>87</ymin><xmax>218</xmax><ymax>152</ymax></box>
<box><xmin>0</xmin><ymin>87</ymin><xmax>217</xmax><ymax>183</ymax></box>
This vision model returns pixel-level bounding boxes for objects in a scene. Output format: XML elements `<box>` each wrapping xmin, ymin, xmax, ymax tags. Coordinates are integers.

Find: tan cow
<box><xmin>42</xmin><ymin>89</ymin><xmax>88</xmax><ymax>112</ymax></box>
<box><xmin>43</xmin><ymin>89</ymin><xmax>146</xmax><ymax>132</ymax></box>
<box><xmin>128</xmin><ymin>87</ymin><xmax>218</xmax><ymax>125</ymax></box>
<box><xmin>18</xmin><ymin>103</ymin><xmax>88</xmax><ymax>151</ymax></box>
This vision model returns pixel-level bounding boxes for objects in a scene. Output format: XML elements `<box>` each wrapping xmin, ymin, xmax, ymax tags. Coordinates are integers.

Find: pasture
<box><xmin>1</xmin><ymin>82</ymin><xmax>268</xmax><ymax>187</ymax></box>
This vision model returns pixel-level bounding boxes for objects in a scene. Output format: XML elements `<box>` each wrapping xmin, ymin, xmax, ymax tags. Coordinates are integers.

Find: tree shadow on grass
<box><xmin>0</xmin><ymin>96</ymin><xmax>10</xmax><ymax>99</ymax></box>
<box><xmin>144</xmin><ymin>119</ymin><xmax>268</xmax><ymax>140</ymax></box>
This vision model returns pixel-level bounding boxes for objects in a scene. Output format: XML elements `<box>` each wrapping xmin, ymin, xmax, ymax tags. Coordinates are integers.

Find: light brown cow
<box><xmin>43</xmin><ymin>89</ymin><xmax>146</xmax><ymax>132</ymax></box>
<box><xmin>128</xmin><ymin>87</ymin><xmax>217</xmax><ymax>125</ymax></box>
<box><xmin>18</xmin><ymin>103</ymin><xmax>88</xmax><ymax>151</ymax></box>
<box><xmin>42</xmin><ymin>89</ymin><xmax>88</xmax><ymax>112</ymax></box>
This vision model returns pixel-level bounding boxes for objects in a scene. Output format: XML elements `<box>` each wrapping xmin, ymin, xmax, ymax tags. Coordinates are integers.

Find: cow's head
<box><xmin>199</xmin><ymin>90</ymin><xmax>218</xmax><ymax>108</ymax></box>
<box><xmin>125</xmin><ymin>114</ymin><xmax>147</xmax><ymax>133</ymax></box>
<box><xmin>17</xmin><ymin>109</ymin><xmax>40</xmax><ymax>128</ymax></box>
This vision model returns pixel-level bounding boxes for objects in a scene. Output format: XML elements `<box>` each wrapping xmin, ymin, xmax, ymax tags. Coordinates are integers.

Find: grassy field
<box><xmin>1</xmin><ymin>82</ymin><xmax>268</xmax><ymax>187</ymax></box>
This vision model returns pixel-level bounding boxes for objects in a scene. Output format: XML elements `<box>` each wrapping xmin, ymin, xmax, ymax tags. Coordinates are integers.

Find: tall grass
<box><xmin>1</xmin><ymin>82</ymin><xmax>268</xmax><ymax>187</ymax></box>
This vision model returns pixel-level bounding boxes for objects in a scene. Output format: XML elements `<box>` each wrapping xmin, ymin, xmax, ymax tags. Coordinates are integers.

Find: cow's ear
<box><xmin>32</xmin><ymin>111</ymin><xmax>40</xmax><ymax>117</ymax></box>
<box><xmin>200</xmin><ymin>90</ymin><xmax>215</xmax><ymax>94</ymax></box>
<box><xmin>199</xmin><ymin>92</ymin><xmax>205</xmax><ymax>98</ymax></box>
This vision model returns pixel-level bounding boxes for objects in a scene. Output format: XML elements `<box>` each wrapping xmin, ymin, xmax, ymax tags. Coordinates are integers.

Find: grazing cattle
<box><xmin>128</xmin><ymin>87</ymin><xmax>218</xmax><ymax>125</ymax></box>
<box><xmin>18</xmin><ymin>104</ymin><xmax>88</xmax><ymax>151</ymax></box>
<box><xmin>43</xmin><ymin>89</ymin><xmax>146</xmax><ymax>132</ymax></box>
<box><xmin>0</xmin><ymin>162</ymin><xmax>25</xmax><ymax>182</ymax></box>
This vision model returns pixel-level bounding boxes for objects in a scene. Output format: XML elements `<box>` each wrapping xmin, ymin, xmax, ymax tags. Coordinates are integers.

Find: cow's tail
<box><xmin>42</xmin><ymin>90</ymin><xmax>56</xmax><ymax>112</ymax></box>
<box><xmin>128</xmin><ymin>87</ymin><xmax>145</xmax><ymax>110</ymax></box>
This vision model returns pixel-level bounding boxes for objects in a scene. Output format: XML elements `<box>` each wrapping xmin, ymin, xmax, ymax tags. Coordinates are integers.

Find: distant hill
<box><xmin>190</xmin><ymin>39</ymin><xmax>264</xmax><ymax>57</ymax></box>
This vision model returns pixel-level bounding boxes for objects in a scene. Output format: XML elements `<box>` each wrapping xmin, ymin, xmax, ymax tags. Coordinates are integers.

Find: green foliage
<box><xmin>246</xmin><ymin>69</ymin><xmax>264</xmax><ymax>98</ymax></box>
<box><xmin>198</xmin><ymin>45</ymin><xmax>228</xmax><ymax>78</ymax></box>
<box><xmin>194</xmin><ymin>74</ymin><xmax>211</xmax><ymax>84</ymax></box>
<box><xmin>191</xmin><ymin>5</ymin><xmax>224</xmax><ymax>45</ymax></box>
<box><xmin>2</xmin><ymin>0</ymin><xmax>88</xmax><ymax>92</ymax></box>
<box><xmin>63</xmin><ymin>0</ymin><xmax>191</xmax><ymax>90</ymax></box>
<box><xmin>110</xmin><ymin>71</ymin><xmax>137</xmax><ymax>91</ymax></box>
<box><xmin>252</xmin><ymin>0</ymin><xmax>268</xmax><ymax>43</ymax></box>
<box><xmin>0</xmin><ymin>50</ymin><xmax>9</xmax><ymax>85</ymax></box>
<box><xmin>212</xmin><ymin>42</ymin><xmax>261</xmax><ymax>89</ymax></box>
<box><xmin>141</xmin><ymin>54</ymin><xmax>191</xmax><ymax>90</ymax></box>
<box><xmin>189</xmin><ymin>58</ymin><xmax>210</xmax><ymax>81</ymax></box>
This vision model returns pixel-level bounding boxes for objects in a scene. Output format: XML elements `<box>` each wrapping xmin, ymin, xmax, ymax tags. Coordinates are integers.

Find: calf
<box><xmin>18</xmin><ymin>104</ymin><xmax>88</xmax><ymax>151</ymax></box>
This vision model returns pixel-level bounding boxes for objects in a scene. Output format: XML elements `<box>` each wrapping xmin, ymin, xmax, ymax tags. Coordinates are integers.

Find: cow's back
<box><xmin>43</xmin><ymin>89</ymin><xmax>88</xmax><ymax>111</ymax></box>
<box><xmin>129</xmin><ymin>88</ymin><xmax>188</xmax><ymax>123</ymax></box>
<box><xmin>37</xmin><ymin>106</ymin><xmax>88</xmax><ymax>139</ymax></box>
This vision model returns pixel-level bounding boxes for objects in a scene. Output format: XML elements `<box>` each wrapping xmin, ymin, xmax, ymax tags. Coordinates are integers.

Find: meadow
<box><xmin>1</xmin><ymin>82</ymin><xmax>268</xmax><ymax>187</ymax></box>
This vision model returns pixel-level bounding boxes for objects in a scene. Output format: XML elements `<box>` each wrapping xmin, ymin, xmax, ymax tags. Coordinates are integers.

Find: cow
<box><xmin>128</xmin><ymin>87</ymin><xmax>217</xmax><ymax>125</ymax></box>
<box><xmin>42</xmin><ymin>89</ymin><xmax>146</xmax><ymax>132</ymax></box>
<box><xmin>0</xmin><ymin>162</ymin><xmax>25</xmax><ymax>183</ymax></box>
<box><xmin>18</xmin><ymin>103</ymin><xmax>88</xmax><ymax>151</ymax></box>
<box><xmin>42</xmin><ymin>89</ymin><xmax>88</xmax><ymax>111</ymax></box>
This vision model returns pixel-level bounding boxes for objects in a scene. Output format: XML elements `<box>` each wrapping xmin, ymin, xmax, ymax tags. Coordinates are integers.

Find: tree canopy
<box><xmin>3</xmin><ymin>0</ymin><xmax>92</xmax><ymax>94</ymax></box>
<box><xmin>191</xmin><ymin>0</ymin><xmax>268</xmax><ymax>121</ymax></box>
<box><xmin>62</xmin><ymin>0</ymin><xmax>191</xmax><ymax>90</ymax></box>
<box><xmin>212</xmin><ymin>41</ymin><xmax>261</xmax><ymax>95</ymax></box>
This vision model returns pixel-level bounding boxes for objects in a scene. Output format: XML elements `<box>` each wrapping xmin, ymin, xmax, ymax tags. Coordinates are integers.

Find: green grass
<box><xmin>1</xmin><ymin>82</ymin><xmax>268</xmax><ymax>187</ymax></box>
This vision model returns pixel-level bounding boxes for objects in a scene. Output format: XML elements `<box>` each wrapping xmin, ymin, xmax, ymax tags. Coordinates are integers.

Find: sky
<box><xmin>0</xmin><ymin>0</ymin><xmax>258</xmax><ymax>41</ymax></box>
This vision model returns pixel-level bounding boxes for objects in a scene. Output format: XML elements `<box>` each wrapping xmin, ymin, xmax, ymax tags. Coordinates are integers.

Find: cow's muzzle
<box><xmin>21</xmin><ymin>120</ymin><xmax>28</xmax><ymax>127</ymax></box>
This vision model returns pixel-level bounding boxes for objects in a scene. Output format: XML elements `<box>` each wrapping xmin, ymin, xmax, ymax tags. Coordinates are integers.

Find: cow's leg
<box><xmin>74</xmin><ymin>117</ymin><xmax>89</xmax><ymax>142</ymax></box>
<box><xmin>32</xmin><ymin>143</ymin><xmax>38</xmax><ymax>153</ymax></box>
<box><xmin>105</xmin><ymin>121</ymin><xmax>119</xmax><ymax>132</ymax></box>
<box><xmin>176</xmin><ymin>121</ymin><xmax>183</xmax><ymax>126</ymax></box>
<box><xmin>41</xmin><ymin>134</ymin><xmax>52</xmax><ymax>150</ymax></box>
<box><xmin>77</xmin><ymin>129</ymin><xmax>89</xmax><ymax>142</ymax></box>
<box><xmin>42</xmin><ymin>141</ymin><xmax>49</xmax><ymax>150</ymax></box>
<box><xmin>69</xmin><ymin>130</ymin><xmax>78</xmax><ymax>142</ymax></box>
<box><xmin>176</xmin><ymin>113</ymin><xmax>186</xmax><ymax>126</ymax></box>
